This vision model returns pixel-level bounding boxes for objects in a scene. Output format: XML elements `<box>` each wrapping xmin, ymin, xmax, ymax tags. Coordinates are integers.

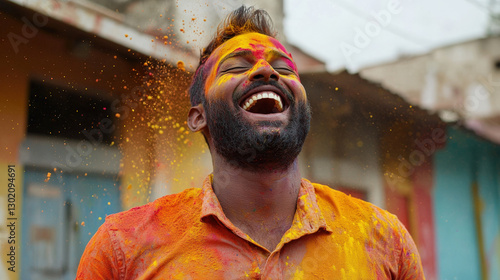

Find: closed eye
<box><xmin>221</xmin><ymin>67</ymin><xmax>249</xmax><ymax>73</ymax></box>
<box><xmin>275</xmin><ymin>68</ymin><xmax>295</xmax><ymax>74</ymax></box>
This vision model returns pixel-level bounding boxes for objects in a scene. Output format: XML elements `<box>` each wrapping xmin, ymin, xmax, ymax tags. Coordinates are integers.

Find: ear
<box><xmin>187</xmin><ymin>104</ymin><xmax>207</xmax><ymax>132</ymax></box>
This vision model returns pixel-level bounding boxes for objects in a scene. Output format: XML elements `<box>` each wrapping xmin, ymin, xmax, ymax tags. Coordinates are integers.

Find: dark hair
<box><xmin>188</xmin><ymin>5</ymin><xmax>277</xmax><ymax>106</ymax></box>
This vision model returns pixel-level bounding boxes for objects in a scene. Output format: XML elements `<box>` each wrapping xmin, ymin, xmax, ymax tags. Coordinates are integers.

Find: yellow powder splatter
<box><xmin>44</xmin><ymin>172</ymin><xmax>51</xmax><ymax>182</ymax></box>
<box><xmin>293</xmin><ymin>268</ymin><xmax>304</xmax><ymax>279</ymax></box>
<box><xmin>177</xmin><ymin>61</ymin><xmax>185</xmax><ymax>71</ymax></box>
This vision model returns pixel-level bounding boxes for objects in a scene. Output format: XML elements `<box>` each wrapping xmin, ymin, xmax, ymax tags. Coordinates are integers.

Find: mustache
<box><xmin>232</xmin><ymin>80</ymin><xmax>295</xmax><ymax>107</ymax></box>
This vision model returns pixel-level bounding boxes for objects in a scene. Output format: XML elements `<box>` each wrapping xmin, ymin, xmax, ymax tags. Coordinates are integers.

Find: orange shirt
<box><xmin>77</xmin><ymin>176</ymin><xmax>424</xmax><ymax>279</ymax></box>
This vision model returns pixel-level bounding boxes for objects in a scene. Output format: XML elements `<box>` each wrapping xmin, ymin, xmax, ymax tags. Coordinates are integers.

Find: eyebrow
<box><xmin>218</xmin><ymin>49</ymin><xmax>294</xmax><ymax>68</ymax></box>
<box><xmin>267</xmin><ymin>49</ymin><xmax>293</xmax><ymax>62</ymax></box>
<box><xmin>218</xmin><ymin>50</ymin><xmax>253</xmax><ymax>67</ymax></box>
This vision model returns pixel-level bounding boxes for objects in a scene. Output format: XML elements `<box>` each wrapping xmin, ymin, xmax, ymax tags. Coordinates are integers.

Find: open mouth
<box><xmin>239</xmin><ymin>91</ymin><xmax>286</xmax><ymax>114</ymax></box>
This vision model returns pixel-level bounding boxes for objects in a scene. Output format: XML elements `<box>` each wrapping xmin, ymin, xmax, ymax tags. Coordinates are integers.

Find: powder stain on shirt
<box><xmin>76</xmin><ymin>177</ymin><xmax>424</xmax><ymax>279</ymax></box>
<box><xmin>292</xmin><ymin>267</ymin><xmax>304</xmax><ymax>279</ymax></box>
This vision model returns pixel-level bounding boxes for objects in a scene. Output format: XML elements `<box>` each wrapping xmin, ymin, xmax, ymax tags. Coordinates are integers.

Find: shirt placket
<box><xmin>200</xmin><ymin>176</ymin><xmax>332</xmax><ymax>279</ymax></box>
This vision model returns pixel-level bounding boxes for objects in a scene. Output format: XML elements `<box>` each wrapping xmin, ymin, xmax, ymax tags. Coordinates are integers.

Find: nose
<box><xmin>249</xmin><ymin>60</ymin><xmax>279</xmax><ymax>82</ymax></box>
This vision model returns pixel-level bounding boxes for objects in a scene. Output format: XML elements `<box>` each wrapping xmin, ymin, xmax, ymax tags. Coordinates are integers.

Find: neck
<box><xmin>211</xmin><ymin>154</ymin><xmax>302</xmax><ymax>250</ymax></box>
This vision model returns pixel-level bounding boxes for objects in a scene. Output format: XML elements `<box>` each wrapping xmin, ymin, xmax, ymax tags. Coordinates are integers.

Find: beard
<box><xmin>204</xmin><ymin>85</ymin><xmax>311</xmax><ymax>172</ymax></box>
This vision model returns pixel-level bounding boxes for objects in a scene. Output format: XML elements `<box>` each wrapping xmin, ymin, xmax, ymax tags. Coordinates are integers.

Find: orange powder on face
<box><xmin>202</xmin><ymin>32</ymin><xmax>299</xmax><ymax>99</ymax></box>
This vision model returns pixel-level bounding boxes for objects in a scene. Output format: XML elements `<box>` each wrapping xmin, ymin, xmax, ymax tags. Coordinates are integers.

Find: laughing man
<box><xmin>77</xmin><ymin>6</ymin><xmax>424</xmax><ymax>279</ymax></box>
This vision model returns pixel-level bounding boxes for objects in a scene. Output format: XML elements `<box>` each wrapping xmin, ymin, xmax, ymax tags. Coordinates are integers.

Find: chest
<box><xmin>119</xmin><ymin>228</ymin><xmax>393</xmax><ymax>280</ymax></box>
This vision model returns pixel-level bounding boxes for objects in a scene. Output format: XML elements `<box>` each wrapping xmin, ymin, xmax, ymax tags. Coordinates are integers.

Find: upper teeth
<box><xmin>242</xmin><ymin>91</ymin><xmax>283</xmax><ymax>111</ymax></box>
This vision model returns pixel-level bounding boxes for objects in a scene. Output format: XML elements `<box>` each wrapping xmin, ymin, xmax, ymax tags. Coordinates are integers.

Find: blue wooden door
<box><xmin>21</xmin><ymin>169</ymin><xmax>121</xmax><ymax>280</ymax></box>
<box><xmin>434</xmin><ymin>127</ymin><xmax>500</xmax><ymax>280</ymax></box>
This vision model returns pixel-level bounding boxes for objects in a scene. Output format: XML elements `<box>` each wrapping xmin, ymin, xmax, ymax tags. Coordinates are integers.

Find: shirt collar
<box><xmin>200</xmin><ymin>174</ymin><xmax>332</xmax><ymax>244</ymax></box>
<box><xmin>200</xmin><ymin>174</ymin><xmax>230</xmax><ymax>224</ymax></box>
<box><xmin>280</xmin><ymin>178</ymin><xmax>333</xmax><ymax>245</ymax></box>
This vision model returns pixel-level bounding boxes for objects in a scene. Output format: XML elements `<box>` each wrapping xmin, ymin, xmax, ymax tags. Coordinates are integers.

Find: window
<box><xmin>27</xmin><ymin>80</ymin><xmax>115</xmax><ymax>144</ymax></box>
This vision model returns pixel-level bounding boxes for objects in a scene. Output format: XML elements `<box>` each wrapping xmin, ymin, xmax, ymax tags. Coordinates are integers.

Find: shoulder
<box><xmin>307</xmin><ymin>180</ymin><xmax>424</xmax><ymax>277</ymax></box>
<box><xmin>105</xmin><ymin>187</ymin><xmax>203</xmax><ymax>233</ymax></box>
<box><xmin>310</xmin><ymin>180</ymin><xmax>403</xmax><ymax>232</ymax></box>
<box><xmin>77</xmin><ymin>188</ymin><xmax>204</xmax><ymax>279</ymax></box>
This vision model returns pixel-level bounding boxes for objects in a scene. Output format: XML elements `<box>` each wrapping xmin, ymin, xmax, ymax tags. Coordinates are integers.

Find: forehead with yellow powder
<box><xmin>203</xmin><ymin>32</ymin><xmax>298</xmax><ymax>96</ymax></box>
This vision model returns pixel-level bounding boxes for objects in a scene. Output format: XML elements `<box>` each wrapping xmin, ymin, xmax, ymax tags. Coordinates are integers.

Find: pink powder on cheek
<box><xmin>287</xmin><ymin>79</ymin><xmax>307</xmax><ymax>101</ymax></box>
<box><xmin>289</xmin><ymin>78</ymin><xmax>303</xmax><ymax>88</ymax></box>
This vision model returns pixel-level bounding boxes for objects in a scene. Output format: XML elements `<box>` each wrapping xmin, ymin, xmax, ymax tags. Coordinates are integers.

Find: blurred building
<box><xmin>360</xmin><ymin>38</ymin><xmax>500</xmax><ymax>280</ymax></box>
<box><xmin>1</xmin><ymin>0</ymin><xmax>200</xmax><ymax>279</ymax></box>
<box><xmin>1</xmin><ymin>0</ymin><xmax>499</xmax><ymax>280</ymax></box>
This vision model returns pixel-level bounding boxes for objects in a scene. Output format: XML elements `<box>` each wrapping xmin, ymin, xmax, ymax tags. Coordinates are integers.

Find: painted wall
<box><xmin>380</xmin><ymin>121</ymin><xmax>442</xmax><ymax>280</ymax></box>
<box><xmin>412</xmin><ymin>160</ymin><xmax>438</xmax><ymax>280</ymax></box>
<box><xmin>434</xmin><ymin>126</ymin><xmax>500</xmax><ymax>280</ymax></box>
<box><xmin>360</xmin><ymin>37</ymin><xmax>500</xmax><ymax>144</ymax></box>
<box><xmin>0</xmin><ymin>6</ymin><xmax>208</xmax><ymax>278</ymax></box>
<box><xmin>0</xmin><ymin>8</ymin><xmax>139</xmax><ymax>279</ymax></box>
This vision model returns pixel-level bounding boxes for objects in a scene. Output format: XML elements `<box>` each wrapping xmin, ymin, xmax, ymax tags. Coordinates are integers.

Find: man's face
<box><xmin>202</xmin><ymin>32</ymin><xmax>311</xmax><ymax>171</ymax></box>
